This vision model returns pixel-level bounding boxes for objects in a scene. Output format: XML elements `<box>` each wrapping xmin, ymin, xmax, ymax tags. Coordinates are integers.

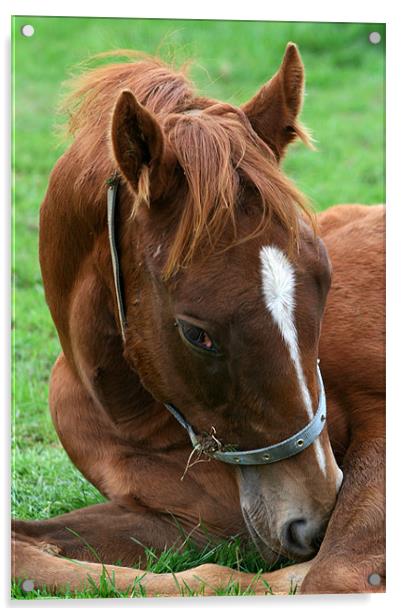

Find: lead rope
<box><xmin>107</xmin><ymin>174</ymin><xmax>127</xmax><ymax>342</ymax></box>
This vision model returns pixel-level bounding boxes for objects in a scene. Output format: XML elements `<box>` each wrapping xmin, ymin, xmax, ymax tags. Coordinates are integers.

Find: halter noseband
<box><xmin>107</xmin><ymin>177</ymin><xmax>327</xmax><ymax>466</ymax></box>
<box><xmin>164</xmin><ymin>365</ymin><xmax>326</xmax><ymax>465</ymax></box>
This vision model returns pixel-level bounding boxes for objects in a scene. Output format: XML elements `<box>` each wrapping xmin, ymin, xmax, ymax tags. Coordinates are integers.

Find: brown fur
<box><xmin>60</xmin><ymin>48</ymin><xmax>313</xmax><ymax>277</ymax></box>
<box><xmin>12</xmin><ymin>44</ymin><xmax>385</xmax><ymax>596</ymax></box>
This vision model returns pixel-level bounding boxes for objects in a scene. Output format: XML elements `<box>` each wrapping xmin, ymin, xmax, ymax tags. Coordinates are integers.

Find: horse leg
<box><xmin>12</xmin><ymin>500</ymin><xmax>314</xmax><ymax>594</ymax></box>
<box><xmin>12</xmin><ymin>529</ymin><xmax>313</xmax><ymax>596</ymax></box>
<box><xmin>13</xmin><ymin>350</ymin><xmax>192</xmax><ymax>567</ymax></box>
<box><xmin>46</xmin><ymin>352</ymin><xmax>244</xmax><ymax>538</ymax></box>
<box><xmin>46</xmin><ymin>352</ymin><xmax>132</xmax><ymax>495</ymax></box>
<box><xmin>12</xmin><ymin>501</ymin><xmax>205</xmax><ymax>567</ymax></box>
<box><xmin>301</xmin><ymin>431</ymin><xmax>385</xmax><ymax>594</ymax></box>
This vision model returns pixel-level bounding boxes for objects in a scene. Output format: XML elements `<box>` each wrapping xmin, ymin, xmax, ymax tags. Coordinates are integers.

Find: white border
<box><xmin>2</xmin><ymin>1</ymin><xmax>401</xmax><ymax>614</ymax></box>
<box><xmin>1</xmin><ymin>0</ymin><xmax>397</xmax><ymax>22</ymax></box>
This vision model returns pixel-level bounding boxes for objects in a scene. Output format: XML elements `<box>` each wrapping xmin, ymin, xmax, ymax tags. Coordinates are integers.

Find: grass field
<box><xmin>12</xmin><ymin>17</ymin><xmax>385</xmax><ymax>599</ymax></box>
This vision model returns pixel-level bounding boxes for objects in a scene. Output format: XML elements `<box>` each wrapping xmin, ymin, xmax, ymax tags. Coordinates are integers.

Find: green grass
<box><xmin>12</xmin><ymin>17</ymin><xmax>385</xmax><ymax>599</ymax></box>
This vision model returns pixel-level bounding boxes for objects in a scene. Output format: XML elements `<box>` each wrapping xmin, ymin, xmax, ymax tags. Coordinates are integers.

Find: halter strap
<box><xmin>107</xmin><ymin>178</ymin><xmax>327</xmax><ymax>466</ymax></box>
<box><xmin>164</xmin><ymin>365</ymin><xmax>326</xmax><ymax>465</ymax></box>
<box><xmin>107</xmin><ymin>177</ymin><xmax>127</xmax><ymax>341</ymax></box>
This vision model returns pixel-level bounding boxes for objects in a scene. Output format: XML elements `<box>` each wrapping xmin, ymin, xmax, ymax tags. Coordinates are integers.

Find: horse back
<box><xmin>318</xmin><ymin>204</ymin><xmax>385</xmax><ymax>444</ymax></box>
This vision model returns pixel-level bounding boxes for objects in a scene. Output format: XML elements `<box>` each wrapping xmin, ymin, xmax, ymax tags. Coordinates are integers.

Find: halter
<box><xmin>107</xmin><ymin>177</ymin><xmax>327</xmax><ymax>466</ymax></box>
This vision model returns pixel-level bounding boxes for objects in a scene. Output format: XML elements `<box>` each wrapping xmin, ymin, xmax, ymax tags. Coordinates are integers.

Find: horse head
<box><xmin>109</xmin><ymin>43</ymin><xmax>343</xmax><ymax>564</ymax></box>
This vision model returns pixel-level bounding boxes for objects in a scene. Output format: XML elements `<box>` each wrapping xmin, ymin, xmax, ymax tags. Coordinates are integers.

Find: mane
<box><xmin>60</xmin><ymin>51</ymin><xmax>314</xmax><ymax>277</ymax></box>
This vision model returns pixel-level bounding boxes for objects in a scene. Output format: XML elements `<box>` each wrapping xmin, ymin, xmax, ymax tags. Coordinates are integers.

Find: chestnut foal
<box><xmin>12</xmin><ymin>44</ymin><xmax>385</xmax><ymax>595</ymax></box>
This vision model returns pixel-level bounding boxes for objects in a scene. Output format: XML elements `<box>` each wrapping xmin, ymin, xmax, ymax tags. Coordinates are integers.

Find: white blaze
<box><xmin>260</xmin><ymin>245</ymin><xmax>327</xmax><ymax>476</ymax></box>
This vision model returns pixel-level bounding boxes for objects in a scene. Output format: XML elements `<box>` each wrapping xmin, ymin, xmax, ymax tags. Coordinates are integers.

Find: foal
<box><xmin>12</xmin><ymin>44</ymin><xmax>385</xmax><ymax>595</ymax></box>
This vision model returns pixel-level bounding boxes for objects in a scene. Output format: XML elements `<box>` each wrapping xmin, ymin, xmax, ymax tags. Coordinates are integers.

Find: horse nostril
<box><xmin>282</xmin><ymin>518</ymin><xmax>320</xmax><ymax>556</ymax></box>
<box><xmin>284</xmin><ymin>518</ymin><xmax>307</xmax><ymax>550</ymax></box>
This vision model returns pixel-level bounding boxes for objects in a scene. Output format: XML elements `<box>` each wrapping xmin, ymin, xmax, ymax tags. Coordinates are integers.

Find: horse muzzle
<box><xmin>238</xmin><ymin>462</ymin><xmax>339</xmax><ymax>565</ymax></box>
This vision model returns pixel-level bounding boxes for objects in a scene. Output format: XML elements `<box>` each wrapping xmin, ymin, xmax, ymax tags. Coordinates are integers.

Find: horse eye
<box><xmin>176</xmin><ymin>319</ymin><xmax>219</xmax><ymax>354</ymax></box>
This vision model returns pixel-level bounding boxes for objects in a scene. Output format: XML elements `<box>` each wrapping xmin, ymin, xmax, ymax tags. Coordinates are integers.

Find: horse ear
<box><xmin>111</xmin><ymin>90</ymin><xmax>164</xmax><ymax>190</ymax></box>
<box><xmin>242</xmin><ymin>43</ymin><xmax>307</xmax><ymax>161</ymax></box>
